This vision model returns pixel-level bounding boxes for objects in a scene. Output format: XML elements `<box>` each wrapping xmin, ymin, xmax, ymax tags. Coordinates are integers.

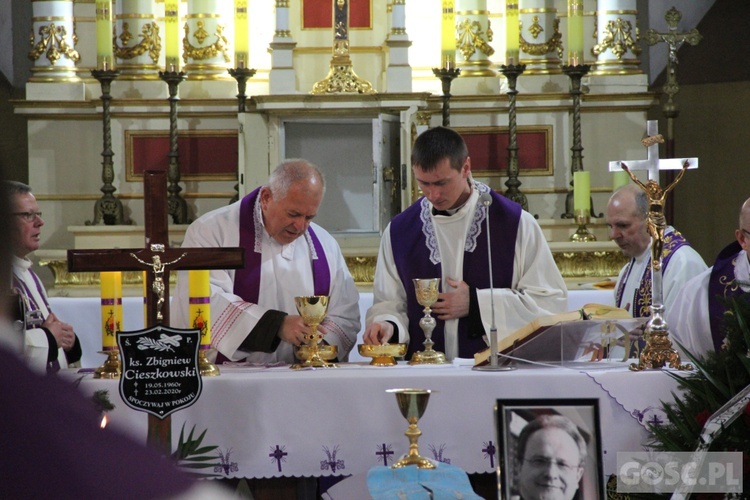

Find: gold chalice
<box><xmin>386</xmin><ymin>388</ymin><xmax>435</xmax><ymax>469</ymax></box>
<box><xmin>409</xmin><ymin>278</ymin><xmax>448</xmax><ymax>364</ymax></box>
<box><xmin>292</xmin><ymin>295</ymin><xmax>337</xmax><ymax>369</ymax></box>
<box><xmin>357</xmin><ymin>343</ymin><xmax>407</xmax><ymax>366</ymax></box>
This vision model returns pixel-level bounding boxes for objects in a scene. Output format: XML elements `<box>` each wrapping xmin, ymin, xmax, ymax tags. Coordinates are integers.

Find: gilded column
<box><xmin>591</xmin><ymin>0</ymin><xmax>642</xmax><ymax>75</ymax></box>
<box><xmin>269</xmin><ymin>0</ymin><xmax>297</xmax><ymax>94</ymax></box>
<box><xmin>28</xmin><ymin>0</ymin><xmax>80</xmax><ymax>82</ymax></box>
<box><xmin>455</xmin><ymin>0</ymin><xmax>495</xmax><ymax>76</ymax></box>
<box><xmin>183</xmin><ymin>0</ymin><xmax>232</xmax><ymax>79</ymax></box>
<box><xmin>386</xmin><ymin>0</ymin><xmax>412</xmax><ymax>92</ymax></box>
<box><xmin>518</xmin><ymin>0</ymin><xmax>561</xmax><ymax>74</ymax></box>
<box><xmin>115</xmin><ymin>0</ymin><xmax>160</xmax><ymax>79</ymax></box>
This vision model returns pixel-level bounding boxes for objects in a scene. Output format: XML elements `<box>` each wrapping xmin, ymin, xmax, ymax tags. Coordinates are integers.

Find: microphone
<box><xmin>474</xmin><ymin>192</ymin><xmax>508</xmax><ymax>371</ymax></box>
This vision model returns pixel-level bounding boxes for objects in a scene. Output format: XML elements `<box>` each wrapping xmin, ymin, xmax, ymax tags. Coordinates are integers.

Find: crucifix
<box><xmin>68</xmin><ymin>170</ymin><xmax>244</xmax><ymax>454</ymax></box>
<box><xmin>609</xmin><ymin>120</ymin><xmax>697</xmax><ymax>372</ymax></box>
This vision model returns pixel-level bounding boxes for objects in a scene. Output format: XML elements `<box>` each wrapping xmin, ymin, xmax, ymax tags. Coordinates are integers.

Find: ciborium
<box><xmin>357</xmin><ymin>343</ymin><xmax>407</xmax><ymax>366</ymax></box>
<box><xmin>387</xmin><ymin>388</ymin><xmax>435</xmax><ymax>469</ymax></box>
<box><xmin>409</xmin><ymin>278</ymin><xmax>448</xmax><ymax>364</ymax></box>
<box><xmin>292</xmin><ymin>295</ymin><xmax>337</xmax><ymax>369</ymax></box>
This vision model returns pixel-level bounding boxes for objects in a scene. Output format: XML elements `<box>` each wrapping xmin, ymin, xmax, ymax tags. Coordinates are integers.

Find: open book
<box><xmin>473</xmin><ymin>303</ymin><xmax>632</xmax><ymax>365</ymax></box>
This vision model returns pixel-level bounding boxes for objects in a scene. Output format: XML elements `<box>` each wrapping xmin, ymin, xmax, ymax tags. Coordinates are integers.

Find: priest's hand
<box><xmin>432</xmin><ymin>278</ymin><xmax>470</xmax><ymax>320</ymax></box>
<box><xmin>279</xmin><ymin>315</ymin><xmax>311</xmax><ymax>346</ymax></box>
<box><xmin>44</xmin><ymin>313</ymin><xmax>76</xmax><ymax>351</ymax></box>
<box><xmin>363</xmin><ymin>321</ymin><xmax>393</xmax><ymax>345</ymax></box>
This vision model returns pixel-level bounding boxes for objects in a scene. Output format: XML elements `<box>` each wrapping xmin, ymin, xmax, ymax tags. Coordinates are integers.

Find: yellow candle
<box><xmin>95</xmin><ymin>0</ymin><xmax>114</xmax><ymax>70</ymax></box>
<box><xmin>567</xmin><ymin>0</ymin><xmax>583</xmax><ymax>65</ymax></box>
<box><xmin>189</xmin><ymin>270</ymin><xmax>211</xmax><ymax>347</ymax></box>
<box><xmin>99</xmin><ymin>272</ymin><xmax>122</xmax><ymax>350</ymax></box>
<box><xmin>235</xmin><ymin>0</ymin><xmax>249</xmax><ymax>69</ymax></box>
<box><xmin>612</xmin><ymin>170</ymin><xmax>630</xmax><ymax>192</ymax></box>
<box><xmin>573</xmin><ymin>171</ymin><xmax>590</xmax><ymax>212</ymax></box>
<box><xmin>441</xmin><ymin>0</ymin><xmax>456</xmax><ymax>69</ymax></box>
<box><xmin>165</xmin><ymin>0</ymin><xmax>180</xmax><ymax>71</ymax></box>
<box><xmin>505</xmin><ymin>1</ymin><xmax>519</xmax><ymax>64</ymax></box>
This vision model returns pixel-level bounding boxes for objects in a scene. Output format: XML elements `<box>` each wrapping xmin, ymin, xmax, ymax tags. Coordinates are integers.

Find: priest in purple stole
<box><xmin>668</xmin><ymin>197</ymin><xmax>750</xmax><ymax>358</ymax></box>
<box><xmin>364</xmin><ymin>127</ymin><xmax>567</xmax><ymax>360</ymax></box>
<box><xmin>172</xmin><ymin>160</ymin><xmax>360</xmax><ymax>365</ymax></box>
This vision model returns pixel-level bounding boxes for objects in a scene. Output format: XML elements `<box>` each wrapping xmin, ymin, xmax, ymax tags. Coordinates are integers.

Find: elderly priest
<box><xmin>364</xmin><ymin>126</ymin><xmax>567</xmax><ymax>361</ymax></box>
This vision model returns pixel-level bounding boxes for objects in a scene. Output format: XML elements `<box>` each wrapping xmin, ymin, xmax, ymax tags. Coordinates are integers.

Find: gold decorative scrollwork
<box><xmin>552</xmin><ymin>250</ymin><xmax>628</xmax><ymax>278</ymax></box>
<box><xmin>28</xmin><ymin>23</ymin><xmax>80</xmax><ymax>64</ymax></box>
<box><xmin>115</xmin><ymin>22</ymin><xmax>161</xmax><ymax>63</ymax></box>
<box><xmin>529</xmin><ymin>16</ymin><xmax>543</xmax><ymax>39</ymax></box>
<box><xmin>310</xmin><ymin>62</ymin><xmax>375</xmax><ymax>94</ymax></box>
<box><xmin>457</xmin><ymin>19</ymin><xmax>494</xmax><ymax>60</ymax></box>
<box><xmin>592</xmin><ymin>18</ymin><xmax>642</xmax><ymax>59</ymax></box>
<box><xmin>183</xmin><ymin>21</ymin><xmax>230</xmax><ymax>62</ymax></box>
<box><xmin>519</xmin><ymin>18</ymin><xmax>562</xmax><ymax>57</ymax></box>
<box><xmin>344</xmin><ymin>257</ymin><xmax>377</xmax><ymax>286</ymax></box>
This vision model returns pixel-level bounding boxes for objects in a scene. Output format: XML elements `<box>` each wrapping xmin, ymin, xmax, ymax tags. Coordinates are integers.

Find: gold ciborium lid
<box><xmin>357</xmin><ymin>343</ymin><xmax>407</xmax><ymax>366</ymax></box>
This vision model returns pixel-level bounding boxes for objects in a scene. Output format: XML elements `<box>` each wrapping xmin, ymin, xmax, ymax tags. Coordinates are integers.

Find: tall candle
<box><xmin>441</xmin><ymin>0</ymin><xmax>456</xmax><ymax>69</ymax></box>
<box><xmin>99</xmin><ymin>272</ymin><xmax>122</xmax><ymax>350</ymax></box>
<box><xmin>505</xmin><ymin>1</ymin><xmax>519</xmax><ymax>64</ymax></box>
<box><xmin>165</xmin><ymin>0</ymin><xmax>180</xmax><ymax>71</ymax></box>
<box><xmin>573</xmin><ymin>171</ymin><xmax>590</xmax><ymax>212</ymax></box>
<box><xmin>189</xmin><ymin>270</ymin><xmax>211</xmax><ymax>347</ymax></box>
<box><xmin>235</xmin><ymin>0</ymin><xmax>249</xmax><ymax>69</ymax></box>
<box><xmin>612</xmin><ymin>170</ymin><xmax>630</xmax><ymax>192</ymax></box>
<box><xmin>567</xmin><ymin>0</ymin><xmax>583</xmax><ymax>65</ymax></box>
<box><xmin>95</xmin><ymin>0</ymin><xmax>114</xmax><ymax>70</ymax></box>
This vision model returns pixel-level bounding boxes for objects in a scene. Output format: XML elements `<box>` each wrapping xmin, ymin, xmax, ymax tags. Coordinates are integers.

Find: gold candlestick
<box><xmin>570</xmin><ymin>209</ymin><xmax>596</xmax><ymax>242</ymax></box>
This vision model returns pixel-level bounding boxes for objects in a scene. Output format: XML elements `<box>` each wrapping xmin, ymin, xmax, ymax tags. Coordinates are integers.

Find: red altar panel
<box><xmin>302</xmin><ymin>0</ymin><xmax>371</xmax><ymax>29</ymax></box>
<box><xmin>458</xmin><ymin>126</ymin><xmax>553</xmax><ymax>176</ymax></box>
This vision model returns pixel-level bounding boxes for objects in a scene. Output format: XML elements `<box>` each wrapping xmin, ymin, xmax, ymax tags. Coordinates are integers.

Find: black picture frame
<box><xmin>496</xmin><ymin>398</ymin><xmax>603</xmax><ymax>500</ymax></box>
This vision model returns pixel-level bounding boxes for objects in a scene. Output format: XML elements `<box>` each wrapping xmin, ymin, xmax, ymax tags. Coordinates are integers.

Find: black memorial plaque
<box><xmin>118</xmin><ymin>326</ymin><xmax>202</xmax><ymax>419</ymax></box>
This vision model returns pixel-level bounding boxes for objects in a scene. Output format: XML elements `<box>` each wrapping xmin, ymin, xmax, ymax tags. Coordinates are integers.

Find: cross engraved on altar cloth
<box><xmin>130</xmin><ymin>247</ymin><xmax>187</xmax><ymax>322</ymax></box>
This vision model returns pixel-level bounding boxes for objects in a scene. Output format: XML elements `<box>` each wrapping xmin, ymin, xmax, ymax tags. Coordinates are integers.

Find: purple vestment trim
<box><xmin>708</xmin><ymin>241</ymin><xmax>744</xmax><ymax>351</ymax></box>
<box><xmin>390</xmin><ymin>184</ymin><xmax>521</xmax><ymax>358</ymax></box>
<box><xmin>235</xmin><ymin>187</ymin><xmax>331</xmax><ymax>304</ymax></box>
<box><xmin>12</xmin><ymin>268</ymin><xmax>50</xmax><ymax>319</ymax></box>
<box><xmin>615</xmin><ymin>231</ymin><xmax>690</xmax><ymax>318</ymax></box>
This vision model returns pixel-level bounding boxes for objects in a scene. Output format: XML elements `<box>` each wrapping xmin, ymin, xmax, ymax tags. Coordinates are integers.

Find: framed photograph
<box><xmin>496</xmin><ymin>398</ymin><xmax>603</xmax><ymax>500</ymax></box>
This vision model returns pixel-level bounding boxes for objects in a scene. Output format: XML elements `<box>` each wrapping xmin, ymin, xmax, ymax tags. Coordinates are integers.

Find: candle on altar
<box><xmin>440</xmin><ymin>0</ymin><xmax>456</xmax><ymax>69</ymax></box>
<box><xmin>567</xmin><ymin>0</ymin><xmax>583</xmax><ymax>65</ymax></box>
<box><xmin>189</xmin><ymin>270</ymin><xmax>211</xmax><ymax>348</ymax></box>
<box><xmin>505</xmin><ymin>1</ymin><xmax>519</xmax><ymax>64</ymax></box>
<box><xmin>573</xmin><ymin>171</ymin><xmax>590</xmax><ymax>213</ymax></box>
<box><xmin>234</xmin><ymin>0</ymin><xmax>249</xmax><ymax>69</ymax></box>
<box><xmin>612</xmin><ymin>170</ymin><xmax>630</xmax><ymax>192</ymax></box>
<box><xmin>164</xmin><ymin>0</ymin><xmax>180</xmax><ymax>71</ymax></box>
<box><xmin>95</xmin><ymin>0</ymin><xmax>114</xmax><ymax>70</ymax></box>
<box><xmin>99</xmin><ymin>271</ymin><xmax>122</xmax><ymax>350</ymax></box>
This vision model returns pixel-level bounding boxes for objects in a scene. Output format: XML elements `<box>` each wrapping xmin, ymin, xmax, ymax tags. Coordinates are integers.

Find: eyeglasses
<box><xmin>12</xmin><ymin>211</ymin><xmax>42</xmax><ymax>222</ymax></box>
<box><xmin>524</xmin><ymin>457</ymin><xmax>581</xmax><ymax>472</ymax></box>
<box><xmin>742</xmin><ymin>229</ymin><xmax>750</xmax><ymax>238</ymax></box>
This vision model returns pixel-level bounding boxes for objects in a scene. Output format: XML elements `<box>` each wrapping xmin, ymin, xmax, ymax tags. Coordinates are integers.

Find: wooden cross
<box><xmin>608</xmin><ymin>120</ymin><xmax>697</xmax><ymax>181</ymax></box>
<box><xmin>68</xmin><ymin>170</ymin><xmax>244</xmax><ymax>454</ymax></box>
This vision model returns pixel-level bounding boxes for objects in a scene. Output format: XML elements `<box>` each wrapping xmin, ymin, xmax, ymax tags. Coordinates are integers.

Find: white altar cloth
<box><xmin>61</xmin><ymin>362</ymin><xmax>681</xmax><ymax>481</ymax></box>
<box><xmin>50</xmin><ymin>290</ymin><xmax>614</xmax><ymax>368</ymax></box>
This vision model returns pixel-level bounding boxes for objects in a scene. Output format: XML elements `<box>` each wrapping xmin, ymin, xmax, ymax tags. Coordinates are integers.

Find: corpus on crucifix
<box><xmin>68</xmin><ymin>170</ymin><xmax>244</xmax><ymax>453</ymax></box>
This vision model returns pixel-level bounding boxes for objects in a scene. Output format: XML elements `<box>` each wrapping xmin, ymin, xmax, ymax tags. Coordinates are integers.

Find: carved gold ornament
<box><xmin>183</xmin><ymin>21</ymin><xmax>230</xmax><ymax>62</ymax></box>
<box><xmin>28</xmin><ymin>23</ymin><xmax>81</xmax><ymax>64</ymax></box>
<box><xmin>116</xmin><ymin>22</ymin><xmax>161</xmax><ymax>63</ymax></box>
<box><xmin>457</xmin><ymin>19</ymin><xmax>494</xmax><ymax>60</ymax></box>
<box><xmin>592</xmin><ymin>18</ymin><xmax>642</xmax><ymax>59</ymax></box>
<box><xmin>529</xmin><ymin>15</ymin><xmax>543</xmax><ymax>39</ymax></box>
<box><xmin>520</xmin><ymin>17</ymin><xmax>562</xmax><ymax>57</ymax></box>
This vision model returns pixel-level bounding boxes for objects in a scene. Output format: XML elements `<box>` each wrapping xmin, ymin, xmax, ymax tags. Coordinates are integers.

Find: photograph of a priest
<box><xmin>363</xmin><ymin>126</ymin><xmax>567</xmax><ymax>360</ymax></box>
<box><xmin>172</xmin><ymin>160</ymin><xmax>360</xmax><ymax>364</ymax></box>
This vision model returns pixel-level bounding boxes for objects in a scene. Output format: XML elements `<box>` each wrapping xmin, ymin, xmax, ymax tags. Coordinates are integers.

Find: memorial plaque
<box><xmin>118</xmin><ymin>326</ymin><xmax>202</xmax><ymax>419</ymax></box>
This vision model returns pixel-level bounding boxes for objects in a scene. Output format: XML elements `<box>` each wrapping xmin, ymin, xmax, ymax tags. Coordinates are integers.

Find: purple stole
<box><xmin>12</xmin><ymin>267</ymin><xmax>59</xmax><ymax>372</ymax></box>
<box><xmin>707</xmin><ymin>241</ymin><xmax>745</xmax><ymax>351</ymax></box>
<box><xmin>234</xmin><ymin>187</ymin><xmax>331</xmax><ymax>302</ymax></box>
<box><xmin>390</xmin><ymin>186</ymin><xmax>521</xmax><ymax>358</ymax></box>
<box><xmin>615</xmin><ymin>230</ymin><xmax>690</xmax><ymax>318</ymax></box>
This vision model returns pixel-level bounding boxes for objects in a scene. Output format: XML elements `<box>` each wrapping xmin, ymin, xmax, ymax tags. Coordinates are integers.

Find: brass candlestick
<box><xmin>198</xmin><ymin>348</ymin><xmax>220</xmax><ymax>377</ymax></box>
<box><xmin>228</xmin><ymin>66</ymin><xmax>256</xmax><ymax>113</ymax></box>
<box><xmin>387</xmin><ymin>388</ymin><xmax>435</xmax><ymax>469</ymax></box>
<box><xmin>292</xmin><ymin>295</ymin><xmax>337</xmax><ymax>369</ymax></box>
<box><xmin>409</xmin><ymin>278</ymin><xmax>448</xmax><ymax>365</ymax></box>
<box><xmin>94</xmin><ymin>348</ymin><xmax>122</xmax><ymax>379</ymax></box>
<box><xmin>432</xmin><ymin>67</ymin><xmax>461</xmax><ymax>126</ymax></box>
<box><xmin>500</xmin><ymin>63</ymin><xmax>529</xmax><ymax>211</ymax></box>
<box><xmin>88</xmin><ymin>68</ymin><xmax>129</xmax><ymax>226</ymax></box>
<box><xmin>570</xmin><ymin>209</ymin><xmax>596</xmax><ymax>242</ymax></box>
<box><xmin>158</xmin><ymin>69</ymin><xmax>190</xmax><ymax>224</ymax></box>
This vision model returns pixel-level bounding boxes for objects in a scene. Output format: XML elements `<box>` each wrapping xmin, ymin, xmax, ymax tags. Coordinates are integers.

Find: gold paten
<box><xmin>358</xmin><ymin>343</ymin><xmax>407</xmax><ymax>366</ymax></box>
